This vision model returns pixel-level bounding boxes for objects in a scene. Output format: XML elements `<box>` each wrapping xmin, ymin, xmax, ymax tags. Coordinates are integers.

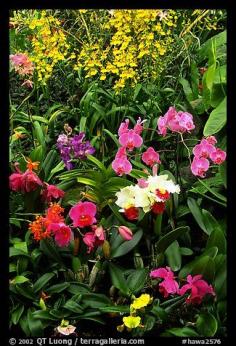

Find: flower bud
<box><xmin>102</xmin><ymin>240</ymin><xmax>111</xmax><ymax>259</ymax></box>
<box><xmin>118</xmin><ymin>226</ymin><xmax>133</xmax><ymax>241</ymax></box>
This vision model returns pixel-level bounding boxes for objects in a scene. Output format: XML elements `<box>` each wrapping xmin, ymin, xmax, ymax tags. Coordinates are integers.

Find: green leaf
<box><xmin>179</xmin><ymin>247</ymin><xmax>218</xmax><ymax>280</ymax></box>
<box><xmin>33</xmin><ymin>273</ymin><xmax>55</xmax><ymax>293</ymax></box>
<box><xmin>206</xmin><ymin>228</ymin><xmax>226</xmax><ymax>254</ymax></box>
<box><xmin>40</xmin><ymin>239</ymin><xmax>65</xmax><ymax>268</ymax></box>
<box><xmin>67</xmin><ymin>282</ymin><xmax>91</xmax><ymax>295</ymax></box>
<box><xmin>109</xmin><ymin>263</ymin><xmax>130</xmax><ymax>295</ymax></box>
<box><xmin>87</xmin><ymin>154</ymin><xmax>106</xmax><ymax>173</ymax></box>
<box><xmin>111</xmin><ymin>229</ymin><xmax>143</xmax><ymax>258</ymax></box>
<box><xmin>219</xmin><ymin>161</ymin><xmax>227</xmax><ymax>188</ymax></box>
<box><xmin>81</xmin><ymin>293</ymin><xmax>112</xmax><ymax>308</ymax></box>
<box><xmin>77</xmin><ymin>177</ymin><xmax>97</xmax><ymax>187</ymax></box>
<box><xmin>32</xmin><ymin>310</ymin><xmax>58</xmax><ymax>321</ymax></box>
<box><xmin>127</xmin><ymin>268</ymin><xmax>148</xmax><ymax>294</ymax></box>
<box><xmin>180</xmin><ymin>247</ymin><xmax>193</xmax><ymax>256</ymax></box>
<box><xmin>12</xmin><ymin>305</ymin><xmax>24</xmax><ymax>325</ymax></box>
<box><xmin>187</xmin><ymin>197</ymin><xmax>208</xmax><ymax>234</ymax></box>
<box><xmin>79</xmin><ymin>116</ymin><xmax>87</xmax><ymax>132</ymax></box>
<box><xmin>27</xmin><ymin>309</ymin><xmax>43</xmax><ymax>336</ymax></box>
<box><xmin>33</xmin><ymin>121</ymin><xmax>46</xmax><ymax>149</ymax></box>
<box><xmin>103</xmin><ymin>129</ymin><xmax>119</xmax><ymax>147</ymax></box>
<box><xmin>202</xmin><ymin>209</ymin><xmax>221</xmax><ymax>236</ymax></box>
<box><xmin>214</xmin><ymin>255</ymin><xmax>226</xmax><ymax>300</ymax></box>
<box><xmin>98</xmin><ymin>306</ymin><xmax>130</xmax><ymax>313</ymax></box>
<box><xmin>203</xmin><ymin>97</ymin><xmax>226</xmax><ymax>136</ymax></box>
<box><xmin>156</xmin><ymin>226</ymin><xmax>190</xmax><ymax>253</ymax></box>
<box><xmin>162</xmin><ymin>327</ymin><xmax>199</xmax><ymax>337</ymax></box>
<box><xmin>165</xmin><ymin>241</ymin><xmax>182</xmax><ymax>271</ymax></box>
<box><xmin>42</xmin><ymin>150</ymin><xmax>58</xmax><ymax>181</ymax></box>
<box><xmin>196</xmin><ymin>312</ymin><xmax>218</xmax><ymax>336</ymax></box>
<box><xmin>14</xmin><ymin>241</ymin><xmax>28</xmax><ymax>254</ymax></box>
<box><xmin>63</xmin><ymin>300</ymin><xmax>84</xmax><ymax>313</ymax></box>
<box><xmin>197</xmin><ymin>178</ymin><xmax>226</xmax><ymax>203</ymax></box>
<box><xmin>179</xmin><ymin>78</ymin><xmax>194</xmax><ymax>102</ymax></box>
<box><xmin>12</xmin><ymin>276</ymin><xmax>29</xmax><ymax>284</ymax></box>
<box><xmin>46</xmin><ymin>282</ymin><xmax>70</xmax><ymax>294</ymax></box>
<box><xmin>48</xmin><ymin>161</ymin><xmax>65</xmax><ymax>181</ymax></box>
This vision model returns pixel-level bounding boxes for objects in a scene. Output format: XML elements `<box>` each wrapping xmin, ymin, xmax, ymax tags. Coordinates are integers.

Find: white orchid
<box><xmin>115</xmin><ymin>174</ymin><xmax>180</xmax><ymax>213</ymax></box>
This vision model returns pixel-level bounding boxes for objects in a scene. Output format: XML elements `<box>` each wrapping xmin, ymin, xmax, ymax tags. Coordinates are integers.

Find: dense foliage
<box><xmin>9</xmin><ymin>9</ymin><xmax>227</xmax><ymax>338</ymax></box>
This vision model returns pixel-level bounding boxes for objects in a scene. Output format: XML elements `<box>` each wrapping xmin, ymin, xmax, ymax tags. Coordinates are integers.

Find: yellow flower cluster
<box><xmin>75</xmin><ymin>10</ymin><xmax>178</xmax><ymax>92</ymax></box>
<box><xmin>23</xmin><ymin>11</ymin><xmax>70</xmax><ymax>85</ymax></box>
<box><xmin>117</xmin><ymin>294</ymin><xmax>153</xmax><ymax>332</ymax></box>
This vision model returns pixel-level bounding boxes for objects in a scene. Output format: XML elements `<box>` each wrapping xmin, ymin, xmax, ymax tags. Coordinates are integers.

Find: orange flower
<box><xmin>45</xmin><ymin>203</ymin><xmax>65</xmax><ymax>225</ymax></box>
<box><xmin>26</xmin><ymin>158</ymin><xmax>40</xmax><ymax>171</ymax></box>
<box><xmin>29</xmin><ymin>216</ymin><xmax>52</xmax><ymax>241</ymax></box>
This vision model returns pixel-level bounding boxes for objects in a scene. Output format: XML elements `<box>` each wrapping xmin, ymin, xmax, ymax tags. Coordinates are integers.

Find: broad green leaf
<box><xmin>179</xmin><ymin>247</ymin><xmax>218</xmax><ymax>280</ymax></box>
<box><xmin>12</xmin><ymin>276</ymin><xmax>29</xmax><ymax>284</ymax></box>
<box><xmin>81</xmin><ymin>293</ymin><xmax>112</xmax><ymax>308</ymax></box>
<box><xmin>156</xmin><ymin>226</ymin><xmax>190</xmax><ymax>253</ymax></box>
<box><xmin>63</xmin><ymin>300</ymin><xmax>84</xmax><ymax>313</ymax></box>
<box><xmin>87</xmin><ymin>154</ymin><xmax>106</xmax><ymax>173</ymax></box>
<box><xmin>179</xmin><ymin>78</ymin><xmax>194</xmax><ymax>102</ymax></box>
<box><xmin>46</xmin><ymin>282</ymin><xmax>70</xmax><ymax>294</ymax></box>
<box><xmin>219</xmin><ymin>161</ymin><xmax>227</xmax><ymax>188</ymax></box>
<box><xmin>12</xmin><ymin>305</ymin><xmax>24</xmax><ymax>325</ymax></box>
<box><xmin>27</xmin><ymin>309</ymin><xmax>43</xmax><ymax>336</ymax></box>
<box><xmin>162</xmin><ymin>327</ymin><xmax>199</xmax><ymax>337</ymax></box>
<box><xmin>98</xmin><ymin>306</ymin><xmax>130</xmax><ymax>313</ymax></box>
<box><xmin>187</xmin><ymin>197</ymin><xmax>208</xmax><ymax>234</ymax></box>
<box><xmin>165</xmin><ymin>241</ymin><xmax>182</xmax><ymax>271</ymax></box>
<box><xmin>196</xmin><ymin>312</ymin><xmax>218</xmax><ymax>336</ymax></box>
<box><xmin>111</xmin><ymin>229</ymin><xmax>143</xmax><ymax>258</ymax></box>
<box><xmin>206</xmin><ymin>228</ymin><xmax>226</xmax><ymax>254</ymax></box>
<box><xmin>203</xmin><ymin>97</ymin><xmax>226</xmax><ymax>136</ymax></box>
<box><xmin>202</xmin><ymin>209</ymin><xmax>221</xmax><ymax>235</ymax></box>
<box><xmin>33</xmin><ymin>273</ymin><xmax>55</xmax><ymax>293</ymax></box>
<box><xmin>109</xmin><ymin>263</ymin><xmax>130</xmax><ymax>295</ymax></box>
<box><xmin>126</xmin><ymin>268</ymin><xmax>148</xmax><ymax>294</ymax></box>
<box><xmin>77</xmin><ymin>177</ymin><xmax>97</xmax><ymax>187</ymax></box>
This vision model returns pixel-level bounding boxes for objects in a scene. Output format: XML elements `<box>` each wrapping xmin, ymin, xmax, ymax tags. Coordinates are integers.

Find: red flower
<box><xmin>151</xmin><ymin>202</ymin><xmax>165</xmax><ymax>214</ymax></box>
<box><xmin>155</xmin><ymin>189</ymin><xmax>170</xmax><ymax>201</ymax></box>
<box><xmin>124</xmin><ymin>206</ymin><xmax>139</xmax><ymax>220</ymax></box>
<box><xmin>42</xmin><ymin>184</ymin><xmax>65</xmax><ymax>203</ymax></box>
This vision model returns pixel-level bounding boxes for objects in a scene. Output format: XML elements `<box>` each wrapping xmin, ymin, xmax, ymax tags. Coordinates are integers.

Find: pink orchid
<box><xmin>9</xmin><ymin>172</ymin><xmax>23</xmax><ymax>192</ymax></box>
<box><xmin>134</xmin><ymin>117</ymin><xmax>145</xmax><ymax>135</ymax></box>
<box><xmin>157</xmin><ymin>107</ymin><xmax>195</xmax><ymax>135</ymax></box>
<box><xmin>137</xmin><ymin>178</ymin><xmax>149</xmax><ymax>188</ymax></box>
<box><xmin>21</xmin><ymin>169</ymin><xmax>43</xmax><ymax>193</ymax></box>
<box><xmin>142</xmin><ymin>147</ymin><xmax>161</xmax><ymax>167</ymax></box>
<box><xmin>69</xmin><ymin>201</ymin><xmax>97</xmax><ymax>228</ymax></box>
<box><xmin>10</xmin><ymin>53</ymin><xmax>34</xmax><ymax>75</ymax></box>
<box><xmin>178</xmin><ymin>112</ymin><xmax>195</xmax><ymax>132</ymax></box>
<box><xmin>115</xmin><ymin>146</ymin><xmax>128</xmax><ymax>160</ymax></box>
<box><xmin>112</xmin><ymin>157</ymin><xmax>132</xmax><ymax>176</ymax></box>
<box><xmin>191</xmin><ymin>157</ymin><xmax>210</xmax><ymax>178</ymax></box>
<box><xmin>150</xmin><ymin>266</ymin><xmax>179</xmax><ymax>298</ymax></box>
<box><xmin>49</xmin><ymin>222</ymin><xmax>73</xmax><ymax>247</ymax></box>
<box><xmin>210</xmin><ymin>148</ymin><xmax>226</xmax><ymax>165</ymax></box>
<box><xmin>118</xmin><ymin>226</ymin><xmax>133</xmax><ymax>241</ymax></box>
<box><xmin>42</xmin><ymin>184</ymin><xmax>65</xmax><ymax>203</ymax></box>
<box><xmin>118</xmin><ymin>119</ymin><xmax>130</xmax><ymax>136</ymax></box>
<box><xmin>157</xmin><ymin>115</ymin><xmax>168</xmax><ymax>136</ymax></box>
<box><xmin>83</xmin><ymin>232</ymin><xmax>96</xmax><ymax>253</ymax></box>
<box><xmin>193</xmin><ymin>139</ymin><xmax>216</xmax><ymax>158</ymax></box>
<box><xmin>205</xmin><ymin>136</ymin><xmax>217</xmax><ymax>145</ymax></box>
<box><xmin>178</xmin><ymin>274</ymin><xmax>215</xmax><ymax>305</ymax></box>
<box><xmin>119</xmin><ymin>129</ymin><xmax>143</xmax><ymax>151</ymax></box>
<box><xmin>83</xmin><ymin>225</ymin><xmax>105</xmax><ymax>253</ymax></box>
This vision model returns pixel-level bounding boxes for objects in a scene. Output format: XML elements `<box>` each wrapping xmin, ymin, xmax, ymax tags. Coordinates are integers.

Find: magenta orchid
<box><xmin>150</xmin><ymin>267</ymin><xmax>179</xmax><ymax>298</ymax></box>
<box><xmin>69</xmin><ymin>201</ymin><xmax>97</xmax><ymax>228</ymax></box>
<box><xmin>178</xmin><ymin>274</ymin><xmax>215</xmax><ymax>305</ymax></box>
